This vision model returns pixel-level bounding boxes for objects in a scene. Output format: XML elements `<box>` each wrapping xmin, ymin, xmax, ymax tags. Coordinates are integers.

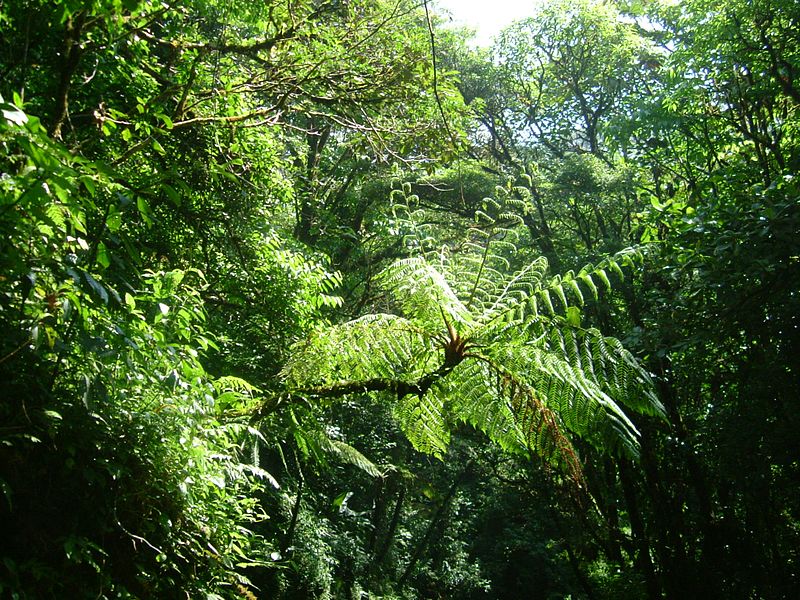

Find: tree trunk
<box><xmin>398</xmin><ymin>473</ymin><xmax>462</xmax><ymax>586</ymax></box>
<box><xmin>374</xmin><ymin>482</ymin><xmax>406</xmax><ymax>568</ymax></box>
<box><xmin>51</xmin><ymin>10</ymin><xmax>88</xmax><ymax>140</ymax></box>
<box><xmin>618</xmin><ymin>458</ymin><xmax>662</xmax><ymax>600</ymax></box>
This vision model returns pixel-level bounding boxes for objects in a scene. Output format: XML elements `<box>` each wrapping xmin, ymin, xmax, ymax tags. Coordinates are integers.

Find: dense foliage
<box><xmin>1</xmin><ymin>0</ymin><xmax>798</xmax><ymax>598</ymax></box>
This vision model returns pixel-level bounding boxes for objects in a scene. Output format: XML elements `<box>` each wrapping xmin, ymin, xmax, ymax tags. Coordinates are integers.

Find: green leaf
<box><xmin>106</xmin><ymin>207</ymin><xmax>122</xmax><ymax>232</ymax></box>
<box><xmin>332</xmin><ymin>491</ymin><xmax>349</xmax><ymax>509</ymax></box>
<box><xmin>42</xmin><ymin>409</ymin><xmax>63</xmax><ymax>421</ymax></box>
<box><xmin>0</xmin><ymin>101</ymin><xmax>28</xmax><ymax>126</ymax></box>
<box><xmin>84</xmin><ymin>272</ymin><xmax>108</xmax><ymax>304</ymax></box>
<box><xmin>552</xmin><ymin>281</ymin><xmax>569</xmax><ymax>310</ymax></box>
<box><xmin>96</xmin><ymin>242</ymin><xmax>110</xmax><ymax>268</ymax></box>
<box><xmin>136</xmin><ymin>197</ymin><xmax>152</xmax><ymax>226</ymax></box>
<box><xmin>163</xmin><ymin>184</ymin><xmax>181</xmax><ymax>206</ymax></box>
<box><xmin>566</xmin><ymin>278</ymin><xmax>584</xmax><ymax>306</ymax></box>
<box><xmin>566</xmin><ymin>306</ymin><xmax>581</xmax><ymax>327</ymax></box>
<box><xmin>580</xmin><ymin>273</ymin><xmax>599</xmax><ymax>299</ymax></box>
<box><xmin>540</xmin><ymin>289</ymin><xmax>555</xmax><ymax>314</ymax></box>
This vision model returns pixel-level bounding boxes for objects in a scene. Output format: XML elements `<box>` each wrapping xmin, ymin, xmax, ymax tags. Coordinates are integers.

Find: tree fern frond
<box><xmin>446</xmin><ymin>357</ymin><xmax>583</xmax><ymax>481</ymax></box>
<box><xmin>281</xmin><ymin>314</ymin><xmax>436</xmax><ymax>390</ymax></box>
<box><xmin>214</xmin><ymin>375</ymin><xmax>261</xmax><ymax>395</ymax></box>
<box><xmin>389</xmin><ymin>187</ymin><xmax>434</xmax><ymax>251</ymax></box>
<box><xmin>377</xmin><ymin>257</ymin><xmax>474</xmax><ymax>330</ymax></box>
<box><xmin>393</xmin><ymin>387</ymin><xmax>450</xmax><ymax>458</ymax></box>
<box><xmin>214</xmin><ymin>376</ymin><xmax>262</xmax><ymax>412</ymax></box>
<box><xmin>479</xmin><ymin>257</ymin><xmax>550</xmax><ymax>323</ymax></box>
<box><xmin>544</xmin><ymin>326</ymin><xmax>666</xmax><ymax>419</ymax></box>
<box><xmin>443</xmin><ymin>359</ymin><xmax>527</xmax><ymax>453</ymax></box>
<box><xmin>480</xmin><ymin>248</ymin><xmax>644</xmax><ymax>328</ymax></box>
<box><xmin>491</xmin><ymin>344</ymin><xmax>643</xmax><ymax>458</ymax></box>
<box><xmin>309</xmin><ymin>431</ymin><xmax>387</xmax><ymax>478</ymax></box>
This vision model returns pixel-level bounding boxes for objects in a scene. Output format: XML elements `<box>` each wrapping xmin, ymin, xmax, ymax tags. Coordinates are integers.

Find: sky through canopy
<box><xmin>432</xmin><ymin>0</ymin><xmax>542</xmax><ymax>46</ymax></box>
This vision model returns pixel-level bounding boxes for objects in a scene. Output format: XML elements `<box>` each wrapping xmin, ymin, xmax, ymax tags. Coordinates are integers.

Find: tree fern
<box><xmin>278</xmin><ymin>191</ymin><xmax>664</xmax><ymax>479</ymax></box>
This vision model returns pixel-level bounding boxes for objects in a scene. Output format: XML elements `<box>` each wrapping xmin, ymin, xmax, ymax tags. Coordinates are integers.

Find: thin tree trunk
<box><xmin>619</xmin><ymin>458</ymin><xmax>662</xmax><ymax>600</ymax></box>
<box><xmin>374</xmin><ymin>483</ymin><xmax>406</xmax><ymax>569</ymax></box>
<box><xmin>282</xmin><ymin>462</ymin><xmax>304</xmax><ymax>554</ymax></box>
<box><xmin>398</xmin><ymin>473</ymin><xmax>462</xmax><ymax>586</ymax></box>
<box><xmin>367</xmin><ymin>478</ymin><xmax>386</xmax><ymax>556</ymax></box>
<box><xmin>51</xmin><ymin>10</ymin><xmax>88</xmax><ymax>140</ymax></box>
<box><xmin>548</xmin><ymin>505</ymin><xmax>600</xmax><ymax>600</ymax></box>
<box><xmin>602</xmin><ymin>458</ymin><xmax>625</xmax><ymax>566</ymax></box>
